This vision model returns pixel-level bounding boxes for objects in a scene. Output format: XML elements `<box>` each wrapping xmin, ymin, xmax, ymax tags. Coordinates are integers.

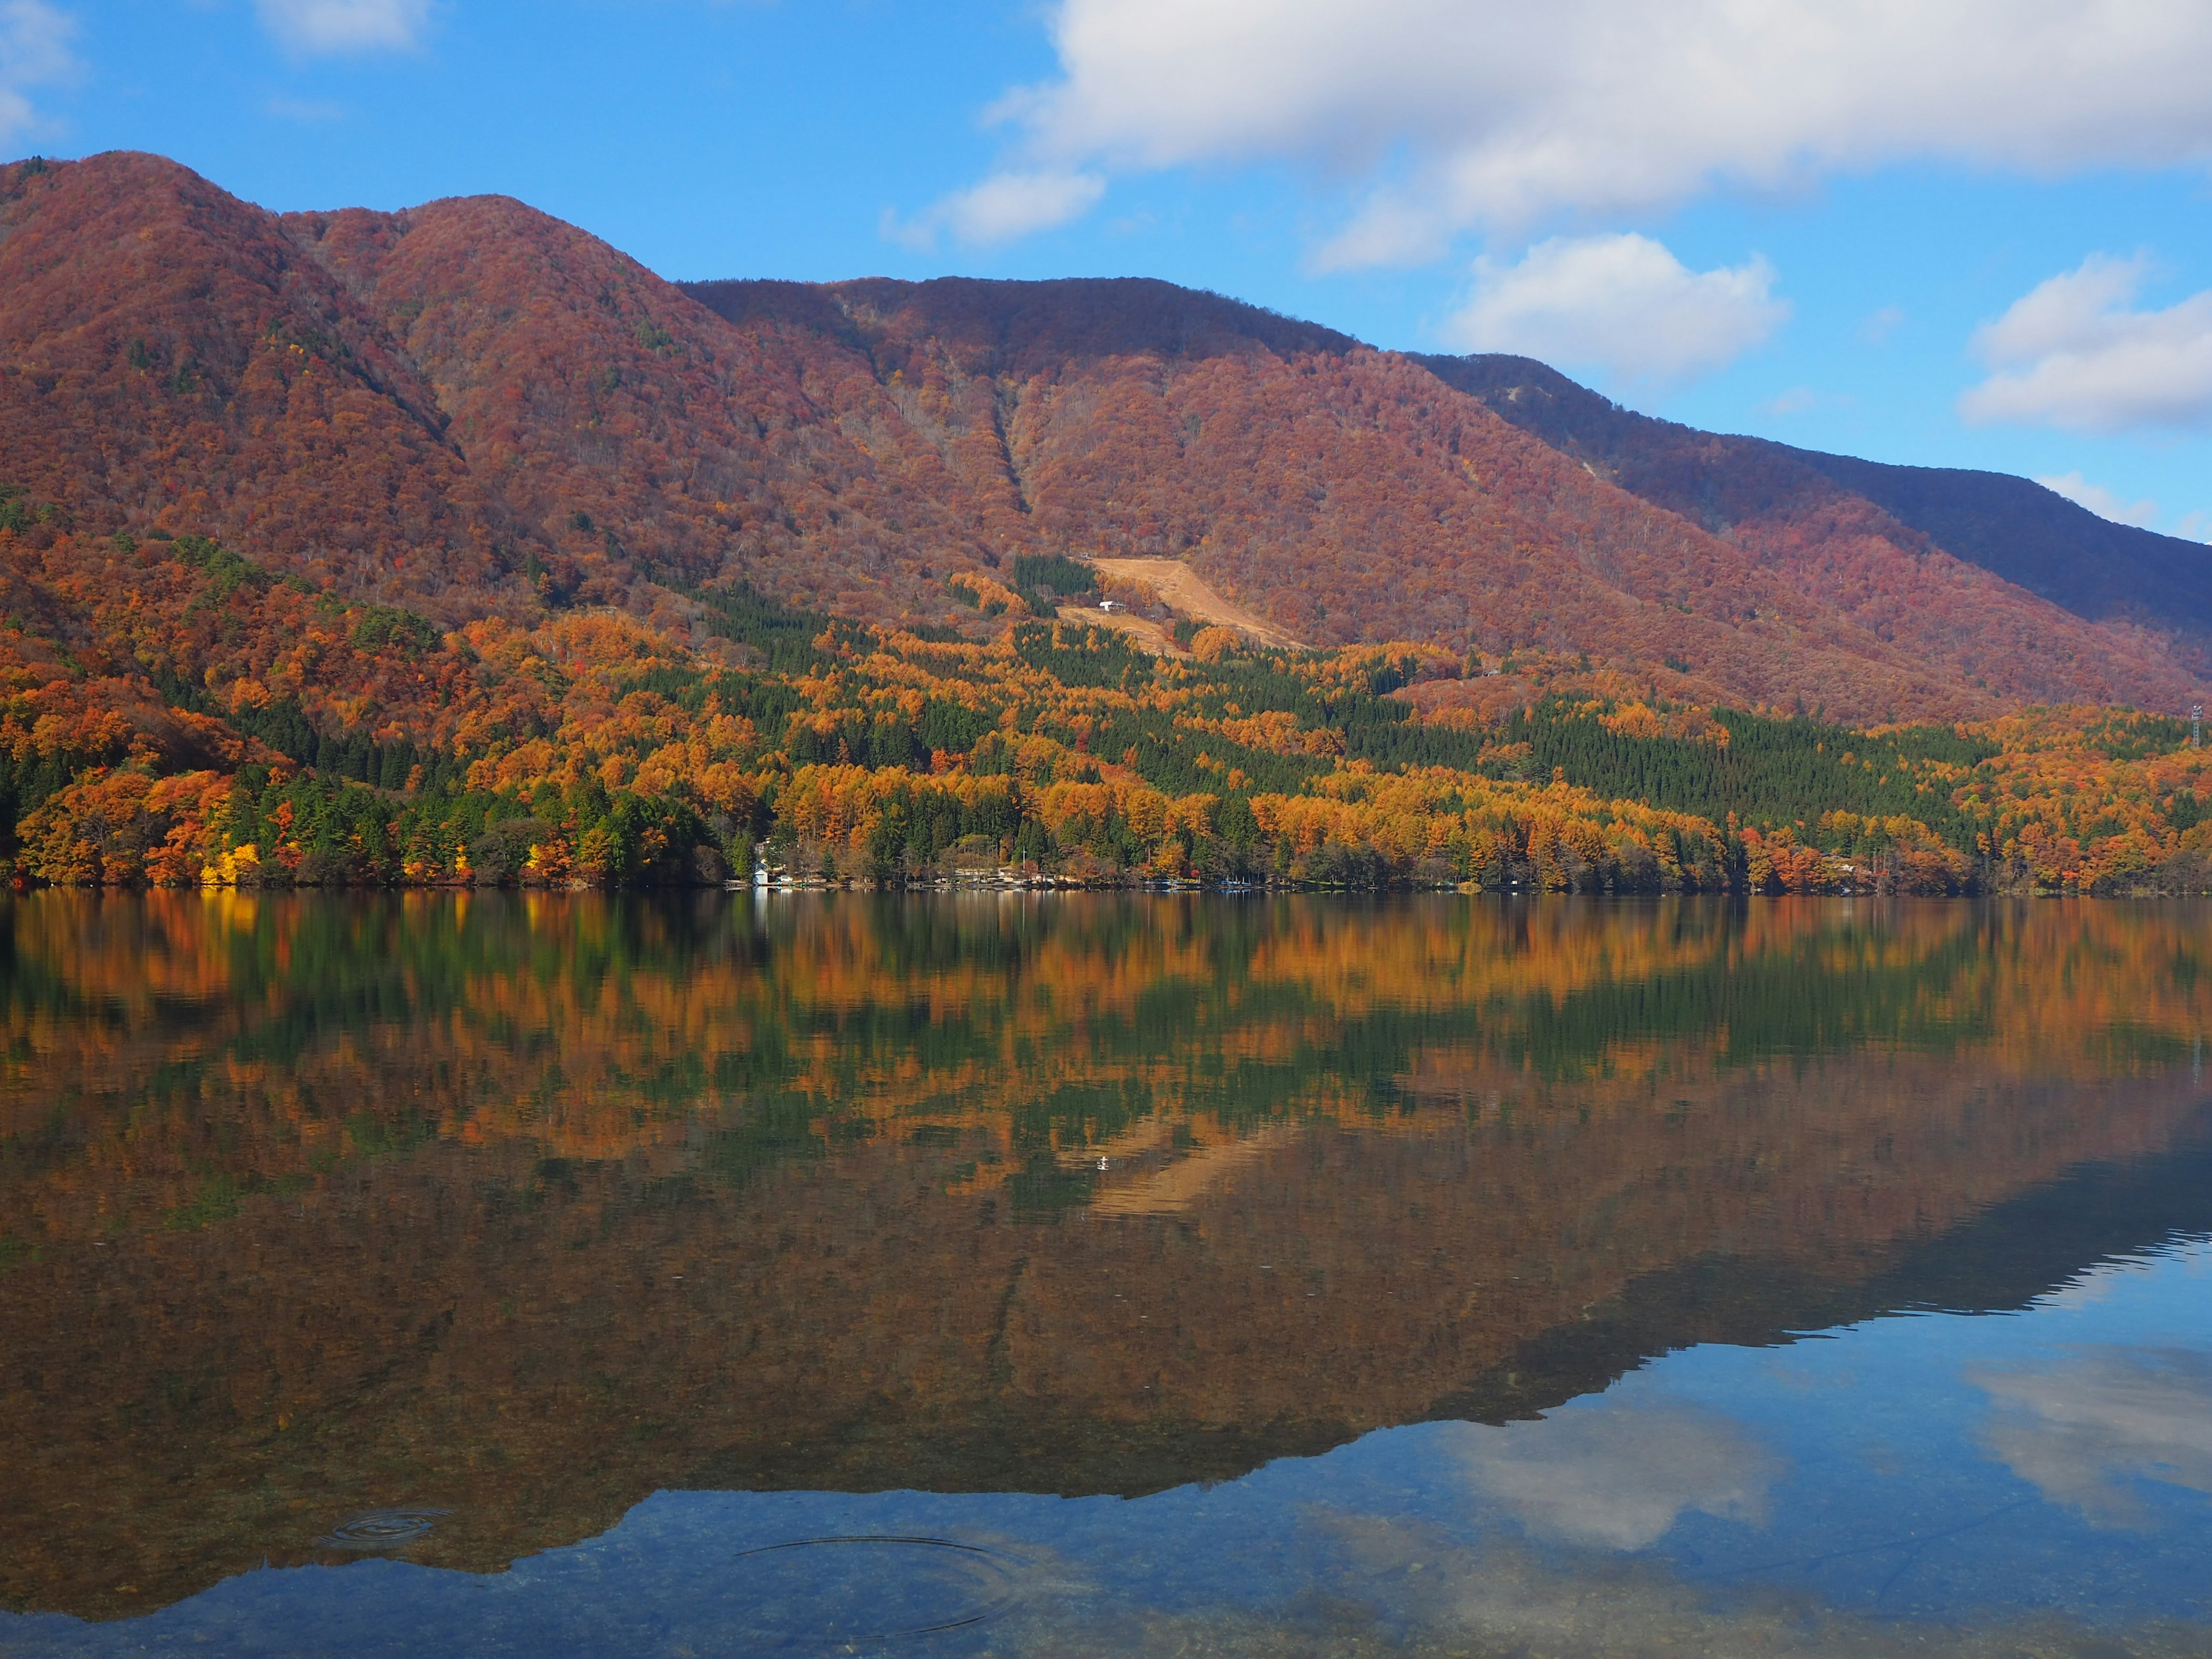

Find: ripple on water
<box><xmin>315</xmin><ymin>1509</ymin><xmax>452</xmax><ymax>1550</ymax></box>
<box><xmin>728</xmin><ymin>1536</ymin><xmax>1025</xmax><ymax>1644</ymax></box>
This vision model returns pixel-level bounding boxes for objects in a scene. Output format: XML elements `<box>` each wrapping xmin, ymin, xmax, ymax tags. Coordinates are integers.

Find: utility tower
<box><xmin>2196</xmin><ymin>705</ymin><xmax>2204</xmax><ymax>751</ymax></box>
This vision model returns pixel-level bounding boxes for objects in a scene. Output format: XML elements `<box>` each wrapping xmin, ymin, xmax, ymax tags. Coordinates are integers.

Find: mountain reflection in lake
<box><xmin>1</xmin><ymin>893</ymin><xmax>2209</xmax><ymax>1656</ymax></box>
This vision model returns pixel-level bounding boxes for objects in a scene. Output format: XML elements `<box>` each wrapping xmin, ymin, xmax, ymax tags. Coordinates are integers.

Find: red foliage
<box><xmin>3</xmin><ymin>152</ymin><xmax>2208</xmax><ymax>727</ymax></box>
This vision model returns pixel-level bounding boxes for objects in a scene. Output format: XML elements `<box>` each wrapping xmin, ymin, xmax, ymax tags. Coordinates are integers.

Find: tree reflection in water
<box><xmin>2</xmin><ymin>892</ymin><xmax>2209</xmax><ymax>1634</ymax></box>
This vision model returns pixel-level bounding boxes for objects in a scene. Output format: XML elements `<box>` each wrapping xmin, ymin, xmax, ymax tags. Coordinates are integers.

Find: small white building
<box><xmin>1097</xmin><ymin>599</ymin><xmax>1123</xmax><ymax>612</ymax></box>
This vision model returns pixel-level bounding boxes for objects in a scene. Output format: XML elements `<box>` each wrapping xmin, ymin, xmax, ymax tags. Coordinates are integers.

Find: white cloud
<box><xmin>885</xmin><ymin>169</ymin><xmax>1105</xmax><ymax>251</ymax></box>
<box><xmin>1975</xmin><ymin>1349</ymin><xmax>2212</xmax><ymax>1525</ymax></box>
<box><xmin>1447</xmin><ymin>1403</ymin><xmax>1785</xmax><ymax>1550</ymax></box>
<box><xmin>1861</xmin><ymin>304</ymin><xmax>1906</xmax><ymax>345</ymax></box>
<box><xmin>2035</xmin><ymin>470</ymin><xmax>2159</xmax><ymax>527</ymax></box>
<box><xmin>1760</xmin><ymin>386</ymin><xmax>1817</xmax><ymax>417</ymax></box>
<box><xmin>1444</xmin><ymin>233</ymin><xmax>1787</xmax><ymax>389</ymax></box>
<box><xmin>1960</xmin><ymin>254</ymin><xmax>2212</xmax><ymax>432</ymax></box>
<box><xmin>0</xmin><ymin>0</ymin><xmax>77</xmax><ymax>153</ymax></box>
<box><xmin>961</xmin><ymin>0</ymin><xmax>2212</xmax><ymax>263</ymax></box>
<box><xmin>255</xmin><ymin>0</ymin><xmax>430</xmax><ymax>54</ymax></box>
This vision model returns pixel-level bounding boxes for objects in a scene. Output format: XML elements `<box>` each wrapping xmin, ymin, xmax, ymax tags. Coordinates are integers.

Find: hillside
<box><xmin>2</xmin><ymin>151</ymin><xmax>2206</xmax><ymax>722</ymax></box>
<box><xmin>688</xmin><ymin>275</ymin><xmax>2209</xmax><ymax>721</ymax></box>
<box><xmin>9</xmin><ymin>150</ymin><xmax>2212</xmax><ymax>896</ymax></box>
<box><xmin>0</xmin><ymin>155</ymin><xmax>527</xmax><ymax>622</ymax></box>
<box><xmin>1422</xmin><ymin>352</ymin><xmax>2212</xmax><ymax>675</ymax></box>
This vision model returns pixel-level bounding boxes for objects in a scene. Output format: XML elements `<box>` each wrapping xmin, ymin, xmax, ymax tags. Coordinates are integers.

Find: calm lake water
<box><xmin>1</xmin><ymin>892</ymin><xmax>2209</xmax><ymax>1657</ymax></box>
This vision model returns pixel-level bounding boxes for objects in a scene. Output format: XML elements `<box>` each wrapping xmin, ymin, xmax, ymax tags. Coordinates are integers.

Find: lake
<box><xmin>1</xmin><ymin>892</ymin><xmax>2208</xmax><ymax>1657</ymax></box>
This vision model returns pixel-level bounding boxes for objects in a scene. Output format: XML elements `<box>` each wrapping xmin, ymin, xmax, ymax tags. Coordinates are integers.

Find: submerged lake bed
<box><xmin>1</xmin><ymin>893</ymin><xmax>2208</xmax><ymax>1656</ymax></box>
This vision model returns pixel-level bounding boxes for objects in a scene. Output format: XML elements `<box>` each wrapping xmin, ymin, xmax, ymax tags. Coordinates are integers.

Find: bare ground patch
<box><xmin>1053</xmin><ymin>603</ymin><xmax>1189</xmax><ymax>658</ymax></box>
<box><xmin>1089</xmin><ymin>559</ymin><xmax>1309</xmax><ymax>651</ymax></box>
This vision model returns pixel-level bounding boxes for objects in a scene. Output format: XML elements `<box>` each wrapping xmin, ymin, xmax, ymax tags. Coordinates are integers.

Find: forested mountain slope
<box><xmin>0</xmin><ymin>152</ymin><xmax>527</xmax><ymax>621</ymax></box>
<box><xmin>1</xmin><ymin>150</ymin><xmax>2205</xmax><ymax>724</ymax></box>
<box><xmin>1423</xmin><ymin>352</ymin><xmax>2212</xmax><ymax>670</ymax></box>
<box><xmin>1802</xmin><ymin>449</ymin><xmax>2212</xmax><ymax>634</ymax></box>
<box><xmin>690</xmin><ymin>276</ymin><xmax>2206</xmax><ymax>721</ymax></box>
<box><xmin>10</xmin><ymin>150</ymin><xmax>2212</xmax><ymax>899</ymax></box>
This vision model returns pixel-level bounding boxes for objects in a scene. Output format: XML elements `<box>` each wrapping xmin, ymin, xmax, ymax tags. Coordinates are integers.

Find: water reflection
<box><xmin>1976</xmin><ymin>1349</ymin><xmax>2212</xmax><ymax>1524</ymax></box>
<box><xmin>1450</xmin><ymin>1404</ymin><xmax>1785</xmax><ymax>1550</ymax></box>
<box><xmin>1</xmin><ymin>893</ymin><xmax>2209</xmax><ymax>1652</ymax></box>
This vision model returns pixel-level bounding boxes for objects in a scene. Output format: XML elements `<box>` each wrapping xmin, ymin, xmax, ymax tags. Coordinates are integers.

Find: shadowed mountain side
<box><xmin>1423</xmin><ymin>351</ymin><xmax>2212</xmax><ymax>685</ymax></box>
<box><xmin>1801</xmin><ymin>449</ymin><xmax>2212</xmax><ymax>632</ymax></box>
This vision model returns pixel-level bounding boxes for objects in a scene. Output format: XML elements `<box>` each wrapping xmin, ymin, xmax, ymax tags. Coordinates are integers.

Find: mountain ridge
<box><xmin>10</xmin><ymin>151</ymin><xmax>2212</xmax><ymax>903</ymax></box>
<box><xmin>5</xmin><ymin>149</ymin><xmax>2209</xmax><ymax>725</ymax></box>
<box><xmin>1421</xmin><ymin>350</ymin><xmax>2212</xmax><ymax>643</ymax></box>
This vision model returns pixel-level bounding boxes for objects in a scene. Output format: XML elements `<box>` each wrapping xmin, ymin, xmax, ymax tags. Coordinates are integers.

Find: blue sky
<box><xmin>7</xmin><ymin>0</ymin><xmax>2212</xmax><ymax>539</ymax></box>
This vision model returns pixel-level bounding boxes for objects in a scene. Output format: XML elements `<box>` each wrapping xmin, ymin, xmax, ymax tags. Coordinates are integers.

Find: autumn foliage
<box><xmin>4</xmin><ymin>151</ymin><xmax>2212</xmax><ymax>894</ymax></box>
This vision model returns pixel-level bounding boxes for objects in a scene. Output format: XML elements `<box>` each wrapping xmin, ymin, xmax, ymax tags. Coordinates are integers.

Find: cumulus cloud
<box><xmin>1448</xmin><ymin>1403</ymin><xmax>1785</xmax><ymax>1550</ymax></box>
<box><xmin>0</xmin><ymin>0</ymin><xmax>76</xmax><ymax>153</ymax></box>
<box><xmin>963</xmin><ymin>0</ymin><xmax>2212</xmax><ymax>262</ymax></box>
<box><xmin>2035</xmin><ymin>471</ymin><xmax>2159</xmax><ymax>527</ymax></box>
<box><xmin>1975</xmin><ymin>1348</ymin><xmax>2212</xmax><ymax>1525</ymax></box>
<box><xmin>1960</xmin><ymin>255</ymin><xmax>2212</xmax><ymax>433</ymax></box>
<box><xmin>1445</xmin><ymin>233</ymin><xmax>1787</xmax><ymax>389</ymax></box>
<box><xmin>255</xmin><ymin>0</ymin><xmax>430</xmax><ymax>54</ymax></box>
<box><xmin>885</xmin><ymin>169</ymin><xmax>1105</xmax><ymax>251</ymax></box>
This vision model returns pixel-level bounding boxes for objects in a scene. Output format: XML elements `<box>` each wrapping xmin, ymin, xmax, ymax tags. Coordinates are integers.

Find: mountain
<box><xmin>0</xmin><ymin>153</ymin><xmax>525</xmax><ymax>622</ymax></box>
<box><xmin>14</xmin><ymin>150</ymin><xmax>2212</xmax><ymax>903</ymax></box>
<box><xmin>1423</xmin><ymin>351</ymin><xmax>2212</xmax><ymax>679</ymax></box>
<box><xmin>683</xmin><ymin>277</ymin><xmax>2209</xmax><ymax>720</ymax></box>
<box><xmin>4</xmin><ymin>150</ymin><xmax>2208</xmax><ymax>727</ymax></box>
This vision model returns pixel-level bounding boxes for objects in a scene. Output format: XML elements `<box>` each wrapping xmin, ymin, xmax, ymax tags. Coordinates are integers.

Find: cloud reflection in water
<box><xmin>1976</xmin><ymin>1348</ymin><xmax>2212</xmax><ymax>1525</ymax></box>
<box><xmin>1445</xmin><ymin>1403</ymin><xmax>1786</xmax><ymax>1550</ymax></box>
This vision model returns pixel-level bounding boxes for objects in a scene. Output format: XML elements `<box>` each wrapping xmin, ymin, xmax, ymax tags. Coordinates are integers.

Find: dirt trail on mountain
<box><xmin>1089</xmin><ymin>559</ymin><xmax>1309</xmax><ymax>650</ymax></box>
